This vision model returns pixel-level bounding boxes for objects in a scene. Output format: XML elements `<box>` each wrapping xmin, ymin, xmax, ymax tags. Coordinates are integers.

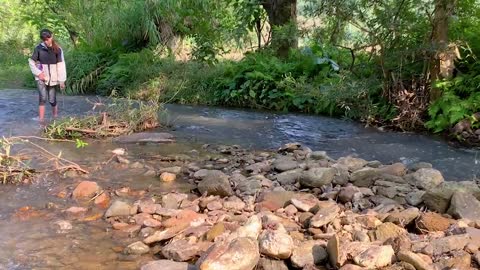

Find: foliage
<box><xmin>426</xmin><ymin>62</ymin><xmax>480</xmax><ymax>133</ymax></box>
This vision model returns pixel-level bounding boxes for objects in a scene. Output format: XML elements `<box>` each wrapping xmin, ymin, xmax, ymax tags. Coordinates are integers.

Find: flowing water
<box><xmin>0</xmin><ymin>89</ymin><xmax>479</xmax><ymax>269</ymax></box>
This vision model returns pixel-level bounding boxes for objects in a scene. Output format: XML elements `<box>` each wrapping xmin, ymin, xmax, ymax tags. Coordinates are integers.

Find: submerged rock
<box><xmin>105</xmin><ymin>200</ymin><xmax>138</xmax><ymax>217</ymax></box>
<box><xmin>72</xmin><ymin>181</ymin><xmax>100</xmax><ymax>200</ymax></box>
<box><xmin>124</xmin><ymin>241</ymin><xmax>150</xmax><ymax>255</ymax></box>
<box><xmin>114</xmin><ymin>132</ymin><xmax>175</xmax><ymax>144</ymax></box>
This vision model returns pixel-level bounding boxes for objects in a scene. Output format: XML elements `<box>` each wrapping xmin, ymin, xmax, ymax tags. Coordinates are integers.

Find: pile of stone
<box><xmin>67</xmin><ymin>143</ymin><xmax>480</xmax><ymax>269</ymax></box>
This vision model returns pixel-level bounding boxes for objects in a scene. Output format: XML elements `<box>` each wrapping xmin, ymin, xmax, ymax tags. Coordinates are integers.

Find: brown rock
<box><xmin>141</xmin><ymin>260</ymin><xmax>191</xmax><ymax>270</ymax></box>
<box><xmin>384</xmin><ymin>234</ymin><xmax>412</xmax><ymax>253</ymax></box>
<box><xmin>207</xmin><ymin>201</ymin><xmax>223</xmax><ymax>211</ymax></box>
<box><xmin>124</xmin><ymin>241</ymin><xmax>150</xmax><ymax>255</ymax></box>
<box><xmin>327</xmin><ymin>234</ymin><xmax>340</xmax><ymax>268</ymax></box>
<box><xmin>160</xmin><ymin>172</ymin><xmax>177</xmax><ymax>182</ymax></box>
<box><xmin>162</xmin><ymin>239</ymin><xmax>212</xmax><ymax>262</ymax></box>
<box><xmin>256</xmin><ymin>258</ymin><xmax>288</xmax><ymax>270</ymax></box>
<box><xmin>369</xmin><ymin>222</ymin><xmax>407</xmax><ymax>242</ymax></box>
<box><xmin>379</xmin><ymin>163</ymin><xmax>407</xmax><ymax>176</ymax></box>
<box><xmin>256</xmin><ymin>191</ymin><xmax>296</xmax><ymax>211</ymax></box>
<box><xmin>196</xmin><ymin>237</ymin><xmax>260</xmax><ymax>270</ymax></box>
<box><xmin>64</xmin><ymin>206</ymin><xmax>87</xmax><ymax>219</ymax></box>
<box><xmin>356</xmin><ymin>215</ymin><xmax>382</xmax><ymax>229</ymax></box>
<box><xmin>290</xmin><ymin>194</ymin><xmax>320</xmax><ymax>212</ymax></box>
<box><xmin>337</xmin><ymin>156</ymin><xmax>368</xmax><ymax>171</ymax></box>
<box><xmin>223</xmin><ymin>196</ymin><xmax>245</xmax><ymax>211</ymax></box>
<box><xmin>434</xmin><ymin>250</ymin><xmax>471</xmax><ymax>270</ymax></box>
<box><xmin>291</xmin><ymin>240</ymin><xmax>328</xmax><ymax>268</ymax></box>
<box><xmin>352</xmin><ymin>245</ymin><xmax>395</xmax><ymax>268</ymax></box>
<box><xmin>310</xmin><ymin>201</ymin><xmax>340</xmax><ymax>228</ymax></box>
<box><xmin>431</xmin><ymin>234</ymin><xmax>470</xmax><ymax>256</ymax></box>
<box><xmin>339</xmin><ymin>264</ymin><xmax>365</xmax><ymax>270</ymax></box>
<box><xmin>284</xmin><ymin>204</ymin><xmax>298</xmax><ymax>216</ymax></box>
<box><xmin>94</xmin><ymin>193</ymin><xmax>110</xmax><ymax>209</ymax></box>
<box><xmin>397</xmin><ymin>251</ymin><xmax>433</xmax><ymax>270</ymax></box>
<box><xmin>105</xmin><ymin>200</ymin><xmax>138</xmax><ymax>218</ymax></box>
<box><xmin>258</xmin><ymin>226</ymin><xmax>294</xmax><ymax>259</ymax></box>
<box><xmin>415</xmin><ymin>212</ymin><xmax>453</xmax><ymax>232</ymax></box>
<box><xmin>72</xmin><ymin>181</ymin><xmax>100</xmax><ymax>199</ymax></box>
<box><xmin>338</xmin><ymin>186</ymin><xmax>361</xmax><ymax>204</ymax></box>
<box><xmin>206</xmin><ymin>223</ymin><xmax>226</xmax><ymax>241</ymax></box>
<box><xmin>385</xmin><ymin>208</ymin><xmax>420</xmax><ymax>227</ymax></box>
<box><xmin>163</xmin><ymin>209</ymin><xmax>206</xmax><ymax>228</ymax></box>
<box><xmin>143</xmin><ymin>225</ymin><xmax>189</xmax><ymax>244</ymax></box>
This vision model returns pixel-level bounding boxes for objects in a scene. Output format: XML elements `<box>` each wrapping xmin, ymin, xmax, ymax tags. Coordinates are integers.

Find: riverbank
<box><xmin>3</xmin><ymin>137</ymin><xmax>480</xmax><ymax>269</ymax></box>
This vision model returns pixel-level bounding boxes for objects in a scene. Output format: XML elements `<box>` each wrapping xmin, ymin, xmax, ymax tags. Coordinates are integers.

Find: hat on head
<box><xmin>40</xmin><ymin>29</ymin><xmax>52</xmax><ymax>40</ymax></box>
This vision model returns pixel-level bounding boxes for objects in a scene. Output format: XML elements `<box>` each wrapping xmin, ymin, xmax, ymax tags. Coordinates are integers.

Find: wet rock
<box><xmin>245</xmin><ymin>161</ymin><xmax>271</xmax><ymax>174</ymax></box>
<box><xmin>397</xmin><ymin>251</ymin><xmax>433</xmax><ymax>270</ymax></box>
<box><xmin>353</xmin><ymin>245</ymin><xmax>394</xmax><ymax>268</ymax></box>
<box><xmin>141</xmin><ymin>260</ymin><xmax>192</xmax><ymax>270</ymax></box>
<box><xmin>379</xmin><ymin>163</ymin><xmax>407</xmax><ymax>176</ymax></box>
<box><xmin>160</xmin><ymin>172</ymin><xmax>177</xmax><ymax>182</ymax></box>
<box><xmin>124</xmin><ymin>241</ymin><xmax>150</xmax><ymax>255</ymax></box>
<box><xmin>405</xmin><ymin>191</ymin><xmax>425</xmax><ymax>206</ymax></box>
<box><xmin>72</xmin><ymin>181</ymin><xmax>100</xmax><ymax>199</ymax></box>
<box><xmin>114</xmin><ymin>132</ymin><xmax>175</xmax><ymax>144</ymax></box>
<box><xmin>415</xmin><ymin>212</ymin><xmax>453</xmax><ymax>232</ymax></box>
<box><xmin>259</xmin><ymin>225</ymin><xmax>294</xmax><ymax>259</ymax></box>
<box><xmin>409</xmin><ymin>168</ymin><xmax>444</xmax><ymax>190</ymax></box>
<box><xmin>290</xmin><ymin>194</ymin><xmax>320</xmax><ymax>212</ymax></box>
<box><xmin>310</xmin><ymin>201</ymin><xmax>340</xmax><ymax>228</ymax></box>
<box><xmin>196</xmin><ymin>237</ymin><xmax>259</xmax><ymax>270</ymax></box>
<box><xmin>273</xmin><ymin>157</ymin><xmax>298</xmax><ymax>172</ymax></box>
<box><xmin>223</xmin><ymin>196</ymin><xmax>245</xmax><ymax>211</ymax></box>
<box><xmin>447</xmin><ymin>191</ymin><xmax>480</xmax><ymax>220</ymax></box>
<box><xmin>197</xmin><ymin>172</ymin><xmax>233</xmax><ymax>197</ymax></box>
<box><xmin>350</xmin><ymin>168</ymin><xmax>381</xmax><ymax>187</ymax></box>
<box><xmin>236</xmin><ymin>175</ymin><xmax>262</xmax><ymax>195</ymax></box>
<box><xmin>369</xmin><ymin>222</ymin><xmax>407</xmax><ymax>242</ymax></box>
<box><xmin>434</xmin><ymin>250</ymin><xmax>471</xmax><ymax>270</ymax></box>
<box><xmin>64</xmin><ymin>206</ymin><xmax>87</xmax><ymax>219</ymax></box>
<box><xmin>112</xmin><ymin>223</ymin><xmax>141</xmax><ymax>236</ymax></box>
<box><xmin>94</xmin><ymin>192</ymin><xmax>110</xmax><ymax>209</ymax></box>
<box><xmin>256</xmin><ymin>258</ymin><xmax>288</xmax><ymax>270</ymax></box>
<box><xmin>337</xmin><ymin>156</ymin><xmax>368</xmax><ymax>171</ymax></box>
<box><xmin>431</xmin><ymin>234</ymin><xmax>470</xmax><ymax>256</ymax></box>
<box><xmin>275</xmin><ymin>169</ymin><xmax>303</xmax><ymax>185</ymax></box>
<box><xmin>159</xmin><ymin>166</ymin><xmax>183</xmax><ymax>175</ymax></box>
<box><xmin>291</xmin><ymin>240</ymin><xmax>328</xmax><ymax>268</ymax></box>
<box><xmin>116</xmin><ymin>155</ymin><xmax>130</xmax><ymax>164</ymax></box>
<box><xmin>423</xmin><ymin>181</ymin><xmax>480</xmax><ymax>213</ymax></box>
<box><xmin>300</xmin><ymin>167</ymin><xmax>336</xmax><ymax>188</ymax></box>
<box><xmin>162</xmin><ymin>239</ymin><xmax>211</xmax><ymax>262</ymax></box>
<box><xmin>385</xmin><ymin>208</ymin><xmax>420</xmax><ymax>227</ymax></box>
<box><xmin>54</xmin><ymin>220</ymin><xmax>73</xmax><ymax>233</ymax></box>
<box><xmin>105</xmin><ymin>200</ymin><xmax>138</xmax><ymax>218</ymax></box>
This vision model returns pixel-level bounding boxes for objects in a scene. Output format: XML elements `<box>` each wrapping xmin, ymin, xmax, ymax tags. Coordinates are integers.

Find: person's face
<box><xmin>42</xmin><ymin>34</ymin><xmax>53</xmax><ymax>46</ymax></box>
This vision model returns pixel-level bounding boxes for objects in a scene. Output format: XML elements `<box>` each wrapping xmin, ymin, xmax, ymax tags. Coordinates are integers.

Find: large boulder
<box><xmin>423</xmin><ymin>181</ymin><xmax>480</xmax><ymax>213</ymax></box>
<box><xmin>408</xmin><ymin>168</ymin><xmax>444</xmax><ymax>190</ymax></box>
<box><xmin>300</xmin><ymin>167</ymin><xmax>336</xmax><ymax>188</ymax></box>
<box><xmin>196</xmin><ymin>237</ymin><xmax>260</xmax><ymax>270</ymax></box>
<box><xmin>197</xmin><ymin>171</ymin><xmax>233</xmax><ymax>197</ymax></box>
<box><xmin>447</xmin><ymin>191</ymin><xmax>480</xmax><ymax>220</ymax></box>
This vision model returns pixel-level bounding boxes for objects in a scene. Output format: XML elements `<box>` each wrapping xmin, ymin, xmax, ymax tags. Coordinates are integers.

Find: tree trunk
<box><xmin>261</xmin><ymin>0</ymin><xmax>297</xmax><ymax>57</ymax></box>
<box><xmin>429</xmin><ymin>0</ymin><xmax>456</xmax><ymax>101</ymax></box>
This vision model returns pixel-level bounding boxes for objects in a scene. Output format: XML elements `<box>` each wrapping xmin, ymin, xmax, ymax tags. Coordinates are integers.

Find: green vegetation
<box><xmin>1</xmin><ymin>0</ymin><xmax>480</xmax><ymax>144</ymax></box>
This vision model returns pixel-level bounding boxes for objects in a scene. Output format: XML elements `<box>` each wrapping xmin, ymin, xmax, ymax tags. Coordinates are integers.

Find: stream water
<box><xmin>0</xmin><ymin>89</ymin><xmax>479</xmax><ymax>269</ymax></box>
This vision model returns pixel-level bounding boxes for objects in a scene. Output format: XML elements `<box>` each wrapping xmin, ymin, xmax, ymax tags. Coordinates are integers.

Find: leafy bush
<box><xmin>426</xmin><ymin>62</ymin><xmax>480</xmax><ymax>133</ymax></box>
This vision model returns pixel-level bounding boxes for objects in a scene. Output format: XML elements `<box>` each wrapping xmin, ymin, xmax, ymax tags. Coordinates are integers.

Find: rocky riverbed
<box><xmin>40</xmin><ymin>141</ymin><xmax>480</xmax><ymax>270</ymax></box>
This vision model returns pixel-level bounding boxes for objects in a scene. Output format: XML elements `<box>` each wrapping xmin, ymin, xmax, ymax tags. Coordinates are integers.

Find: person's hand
<box><xmin>38</xmin><ymin>73</ymin><xmax>46</xmax><ymax>81</ymax></box>
<box><xmin>60</xmin><ymin>82</ymin><xmax>66</xmax><ymax>90</ymax></box>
